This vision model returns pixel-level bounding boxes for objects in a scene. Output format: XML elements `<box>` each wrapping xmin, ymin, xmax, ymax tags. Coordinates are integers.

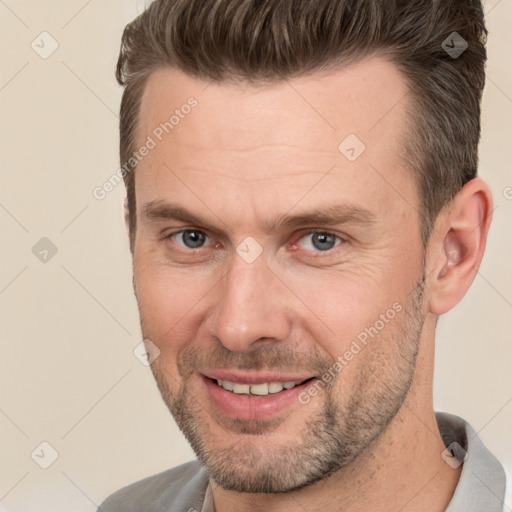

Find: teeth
<box><xmin>268</xmin><ymin>382</ymin><xmax>284</xmax><ymax>393</ymax></box>
<box><xmin>232</xmin><ymin>383</ymin><xmax>250</xmax><ymax>394</ymax></box>
<box><xmin>215</xmin><ymin>379</ymin><xmax>305</xmax><ymax>395</ymax></box>
<box><xmin>221</xmin><ymin>380</ymin><xmax>234</xmax><ymax>391</ymax></box>
<box><xmin>250</xmin><ymin>383</ymin><xmax>269</xmax><ymax>396</ymax></box>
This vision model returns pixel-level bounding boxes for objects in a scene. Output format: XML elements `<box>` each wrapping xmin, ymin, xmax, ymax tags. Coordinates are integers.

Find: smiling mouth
<box><xmin>209</xmin><ymin>377</ymin><xmax>314</xmax><ymax>396</ymax></box>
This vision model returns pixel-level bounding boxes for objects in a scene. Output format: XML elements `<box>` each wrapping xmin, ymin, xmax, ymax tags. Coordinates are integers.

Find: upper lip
<box><xmin>201</xmin><ymin>369</ymin><xmax>315</xmax><ymax>384</ymax></box>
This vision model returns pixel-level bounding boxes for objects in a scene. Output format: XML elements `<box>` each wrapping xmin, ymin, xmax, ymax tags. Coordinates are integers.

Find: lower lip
<box><xmin>201</xmin><ymin>375</ymin><xmax>314</xmax><ymax>421</ymax></box>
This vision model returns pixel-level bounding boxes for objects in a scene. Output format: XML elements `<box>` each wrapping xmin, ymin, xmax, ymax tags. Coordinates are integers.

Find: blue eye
<box><xmin>168</xmin><ymin>229</ymin><xmax>342</xmax><ymax>255</ymax></box>
<box><xmin>298</xmin><ymin>232</ymin><xmax>342</xmax><ymax>251</ymax></box>
<box><xmin>172</xmin><ymin>229</ymin><xmax>208</xmax><ymax>249</ymax></box>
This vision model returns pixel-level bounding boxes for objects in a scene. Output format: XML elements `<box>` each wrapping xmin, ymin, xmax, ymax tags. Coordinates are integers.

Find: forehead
<box><xmin>135</xmin><ymin>56</ymin><xmax>416</xmax><ymax>227</ymax></box>
<box><xmin>138</xmin><ymin>56</ymin><xmax>409</xmax><ymax>148</ymax></box>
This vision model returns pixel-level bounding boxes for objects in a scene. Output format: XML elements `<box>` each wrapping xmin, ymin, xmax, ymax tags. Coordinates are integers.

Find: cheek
<box><xmin>134</xmin><ymin>261</ymin><xmax>212</xmax><ymax>349</ymax></box>
<box><xmin>282</xmin><ymin>261</ymin><xmax>404</xmax><ymax>344</ymax></box>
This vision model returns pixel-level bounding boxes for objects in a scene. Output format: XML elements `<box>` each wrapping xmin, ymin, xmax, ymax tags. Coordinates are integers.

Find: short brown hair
<box><xmin>116</xmin><ymin>0</ymin><xmax>487</xmax><ymax>249</ymax></box>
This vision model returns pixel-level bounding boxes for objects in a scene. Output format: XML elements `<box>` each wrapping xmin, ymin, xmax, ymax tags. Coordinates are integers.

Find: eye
<box><xmin>297</xmin><ymin>231</ymin><xmax>343</xmax><ymax>252</ymax></box>
<box><xmin>170</xmin><ymin>229</ymin><xmax>210</xmax><ymax>249</ymax></box>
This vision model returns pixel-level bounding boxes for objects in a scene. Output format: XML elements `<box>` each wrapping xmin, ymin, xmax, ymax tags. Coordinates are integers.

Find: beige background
<box><xmin>0</xmin><ymin>1</ymin><xmax>510</xmax><ymax>510</ymax></box>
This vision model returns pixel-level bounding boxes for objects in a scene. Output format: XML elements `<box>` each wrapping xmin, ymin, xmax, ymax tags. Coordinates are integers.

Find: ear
<box><xmin>426</xmin><ymin>178</ymin><xmax>493</xmax><ymax>316</ymax></box>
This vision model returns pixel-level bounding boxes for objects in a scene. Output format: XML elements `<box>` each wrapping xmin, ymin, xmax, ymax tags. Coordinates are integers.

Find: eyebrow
<box><xmin>141</xmin><ymin>200</ymin><xmax>377</xmax><ymax>233</ymax></box>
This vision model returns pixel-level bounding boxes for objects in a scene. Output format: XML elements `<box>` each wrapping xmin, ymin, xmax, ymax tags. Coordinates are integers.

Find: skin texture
<box><xmin>131</xmin><ymin>57</ymin><xmax>493</xmax><ymax>511</ymax></box>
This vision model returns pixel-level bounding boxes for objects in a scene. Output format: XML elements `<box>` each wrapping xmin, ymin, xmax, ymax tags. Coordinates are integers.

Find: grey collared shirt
<box><xmin>200</xmin><ymin>484</ymin><xmax>214</xmax><ymax>512</ymax></box>
<box><xmin>441</xmin><ymin>412</ymin><xmax>508</xmax><ymax>511</ymax></box>
<box><xmin>99</xmin><ymin>412</ymin><xmax>507</xmax><ymax>512</ymax></box>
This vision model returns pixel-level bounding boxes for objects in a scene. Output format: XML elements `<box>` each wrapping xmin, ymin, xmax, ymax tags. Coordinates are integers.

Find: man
<box><xmin>100</xmin><ymin>0</ymin><xmax>507</xmax><ymax>510</ymax></box>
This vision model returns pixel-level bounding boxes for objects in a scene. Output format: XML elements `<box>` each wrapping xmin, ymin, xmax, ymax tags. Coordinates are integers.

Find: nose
<box><xmin>209</xmin><ymin>251</ymin><xmax>292</xmax><ymax>352</ymax></box>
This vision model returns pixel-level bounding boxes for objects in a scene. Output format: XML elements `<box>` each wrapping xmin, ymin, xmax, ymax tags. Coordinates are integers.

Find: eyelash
<box><xmin>166</xmin><ymin>229</ymin><xmax>346</xmax><ymax>256</ymax></box>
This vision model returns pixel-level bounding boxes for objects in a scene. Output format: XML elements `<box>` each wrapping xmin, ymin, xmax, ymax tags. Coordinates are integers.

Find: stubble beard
<box><xmin>147</xmin><ymin>274</ymin><xmax>425</xmax><ymax>493</ymax></box>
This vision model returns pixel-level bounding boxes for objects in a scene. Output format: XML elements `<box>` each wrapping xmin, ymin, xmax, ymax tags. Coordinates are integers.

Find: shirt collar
<box><xmin>440</xmin><ymin>412</ymin><xmax>507</xmax><ymax>511</ymax></box>
<box><xmin>200</xmin><ymin>479</ymin><xmax>215</xmax><ymax>512</ymax></box>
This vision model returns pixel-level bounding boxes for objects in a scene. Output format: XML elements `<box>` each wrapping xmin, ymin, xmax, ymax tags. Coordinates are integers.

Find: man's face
<box><xmin>133</xmin><ymin>57</ymin><xmax>427</xmax><ymax>492</ymax></box>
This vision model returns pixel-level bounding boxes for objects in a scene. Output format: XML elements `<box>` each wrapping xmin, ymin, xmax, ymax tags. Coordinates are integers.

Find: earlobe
<box><xmin>428</xmin><ymin>178</ymin><xmax>493</xmax><ymax>316</ymax></box>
